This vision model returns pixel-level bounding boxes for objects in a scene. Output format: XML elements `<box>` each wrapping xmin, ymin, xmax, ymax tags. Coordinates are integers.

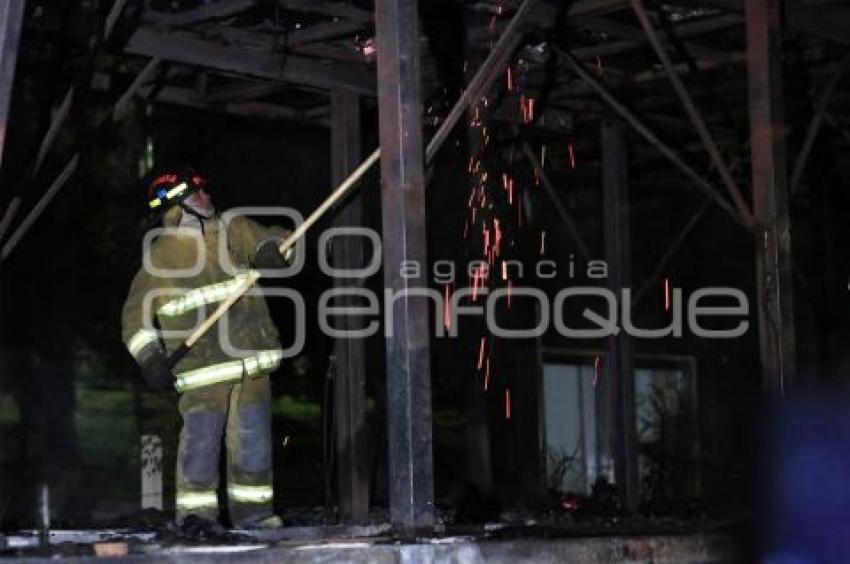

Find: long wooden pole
<box><xmin>167</xmin><ymin>0</ymin><xmax>537</xmax><ymax>368</ymax></box>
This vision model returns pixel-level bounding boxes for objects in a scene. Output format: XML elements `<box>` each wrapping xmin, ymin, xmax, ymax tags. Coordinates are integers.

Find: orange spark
<box><xmin>477</xmin><ymin>337</ymin><xmax>486</xmax><ymax>370</ymax></box>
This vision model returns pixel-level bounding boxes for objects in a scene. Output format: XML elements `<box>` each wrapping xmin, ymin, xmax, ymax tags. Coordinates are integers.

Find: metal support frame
<box><xmin>557</xmin><ymin>46</ymin><xmax>749</xmax><ymax>228</ymax></box>
<box><xmin>375</xmin><ymin>0</ymin><xmax>434</xmax><ymax>533</ymax></box>
<box><xmin>747</xmin><ymin>0</ymin><xmax>796</xmax><ymax>395</ymax></box>
<box><xmin>0</xmin><ymin>0</ymin><xmax>25</xmax><ymax>170</ymax></box>
<box><xmin>631</xmin><ymin>0</ymin><xmax>755</xmax><ymax>228</ymax></box>
<box><xmin>330</xmin><ymin>89</ymin><xmax>369</xmax><ymax>524</ymax></box>
<box><xmin>600</xmin><ymin>119</ymin><xmax>638</xmax><ymax>512</ymax></box>
<box><xmin>790</xmin><ymin>55</ymin><xmax>850</xmax><ymax>194</ymax></box>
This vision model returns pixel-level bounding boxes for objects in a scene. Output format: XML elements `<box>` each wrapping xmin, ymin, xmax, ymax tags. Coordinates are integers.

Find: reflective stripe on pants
<box><xmin>176</xmin><ymin>490</ymin><xmax>218</xmax><ymax>511</ymax></box>
<box><xmin>228</xmin><ymin>483</ymin><xmax>273</xmax><ymax>504</ymax></box>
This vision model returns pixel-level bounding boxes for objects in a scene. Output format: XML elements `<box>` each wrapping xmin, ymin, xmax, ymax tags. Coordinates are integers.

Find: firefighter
<box><xmin>122</xmin><ymin>167</ymin><xmax>293</xmax><ymax>529</ymax></box>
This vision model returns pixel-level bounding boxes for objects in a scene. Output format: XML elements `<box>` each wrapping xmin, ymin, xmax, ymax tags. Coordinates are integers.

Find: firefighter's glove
<box><xmin>253</xmin><ymin>239</ymin><xmax>293</xmax><ymax>270</ymax></box>
<box><xmin>140</xmin><ymin>350</ymin><xmax>176</xmax><ymax>392</ymax></box>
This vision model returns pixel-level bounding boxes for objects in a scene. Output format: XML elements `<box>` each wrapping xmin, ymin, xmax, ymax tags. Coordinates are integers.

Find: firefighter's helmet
<box><xmin>146</xmin><ymin>167</ymin><xmax>209</xmax><ymax>212</ymax></box>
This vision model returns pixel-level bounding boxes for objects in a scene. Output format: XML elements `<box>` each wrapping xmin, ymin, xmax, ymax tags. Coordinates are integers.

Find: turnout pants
<box><xmin>175</xmin><ymin>374</ymin><xmax>274</xmax><ymax>526</ymax></box>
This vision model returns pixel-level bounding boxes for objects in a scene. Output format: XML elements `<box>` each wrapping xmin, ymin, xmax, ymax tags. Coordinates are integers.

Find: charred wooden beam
<box><xmin>747</xmin><ymin>0</ymin><xmax>796</xmax><ymax>395</ymax></box>
<box><xmin>143</xmin><ymin>0</ymin><xmax>256</xmax><ymax>27</ymax></box>
<box><xmin>278</xmin><ymin>0</ymin><xmax>373</xmax><ymax>23</ymax></box>
<box><xmin>331</xmin><ymin>89</ymin><xmax>370</xmax><ymax>525</ymax></box>
<box><xmin>601</xmin><ymin>118</ymin><xmax>639</xmax><ymax>513</ymax></box>
<box><xmin>145</xmin><ymin>85</ymin><xmax>330</xmax><ymax>126</ymax></box>
<box><xmin>375</xmin><ymin>0</ymin><xmax>435</xmax><ymax>534</ymax></box>
<box><xmin>126</xmin><ymin>26</ymin><xmax>376</xmax><ymax>95</ymax></box>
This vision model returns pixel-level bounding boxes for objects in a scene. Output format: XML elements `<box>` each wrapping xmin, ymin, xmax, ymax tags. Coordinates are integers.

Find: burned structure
<box><xmin>0</xmin><ymin>0</ymin><xmax>848</xmax><ymax>560</ymax></box>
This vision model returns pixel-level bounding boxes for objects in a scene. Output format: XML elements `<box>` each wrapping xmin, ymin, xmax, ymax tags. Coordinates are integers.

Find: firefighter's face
<box><xmin>184</xmin><ymin>188</ymin><xmax>214</xmax><ymax>216</ymax></box>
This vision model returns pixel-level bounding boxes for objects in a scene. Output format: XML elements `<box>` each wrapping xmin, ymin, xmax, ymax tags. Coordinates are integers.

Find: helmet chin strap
<box><xmin>179</xmin><ymin>202</ymin><xmax>214</xmax><ymax>234</ymax></box>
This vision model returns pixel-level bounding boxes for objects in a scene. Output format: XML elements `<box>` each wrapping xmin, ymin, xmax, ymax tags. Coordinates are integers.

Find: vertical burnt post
<box><xmin>747</xmin><ymin>0</ymin><xmax>796</xmax><ymax>395</ymax></box>
<box><xmin>331</xmin><ymin>89</ymin><xmax>370</xmax><ymax>523</ymax></box>
<box><xmin>374</xmin><ymin>0</ymin><xmax>435</xmax><ymax>532</ymax></box>
<box><xmin>601</xmin><ymin>119</ymin><xmax>639</xmax><ymax>512</ymax></box>
<box><xmin>0</xmin><ymin>0</ymin><xmax>25</xmax><ymax>169</ymax></box>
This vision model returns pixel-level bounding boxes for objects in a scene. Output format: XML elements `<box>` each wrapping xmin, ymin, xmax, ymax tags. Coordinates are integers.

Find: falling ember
<box><xmin>502</xmin><ymin>260</ymin><xmax>508</xmax><ymax>280</ymax></box>
<box><xmin>477</xmin><ymin>337</ymin><xmax>487</xmax><ymax>370</ymax></box>
<box><xmin>283</xmin><ymin>435</ymin><xmax>290</xmax><ymax>447</ymax></box>
<box><xmin>484</xmin><ymin>359</ymin><xmax>491</xmax><ymax>391</ymax></box>
<box><xmin>505</xmin><ymin>389</ymin><xmax>512</xmax><ymax>420</ymax></box>
<box><xmin>444</xmin><ymin>284</ymin><xmax>451</xmax><ymax>330</ymax></box>
<box><xmin>472</xmin><ymin>267</ymin><xmax>480</xmax><ymax>302</ymax></box>
<box><xmin>596</xmin><ymin>55</ymin><xmax>604</xmax><ymax>74</ymax></box>
<box><xmin>593</xmin><ymin>355</ymin><xmax>602</xmax><ymax>387</ymax></box>
<box><xmin>568</xmin><ymin>143</ymin><xmax>576</xmax><ymax>169</ymax></box>
<box><xmin>528</xmin><ymin>98</ymin><xmax>535</xmax><ymax>121</ymax></box>
<box><xmin>664</xmin><ymin>276</ymin><xmax>671</xmax><ymax>312</ymax></box>
<box><xmin>506</xmin><ymin>67</ymin><xmax>513</xmax><ymax>91</ymax></box>
<box><xmin>502</xmin><ymin>173</ymin><xmax>508</xmax><ymax>190</ymax></box>
<box><xmin>541</xmin><ymin>144</ymin><xmax>547</xmax><ymax>168</ymax></box>
<box><xmin>507</xmin><ymin>280</ymin><xmax>512</xmax><ymax>307</ymax></box>
<box><xmin>508</xmin><ymin>182</ymin><xmax>514</xmax><ymax>205</ymax></box>
<box><xmin>540</xmin><ymin>230</ymin><xmax>546</xmax><ymax>255</ymax></box>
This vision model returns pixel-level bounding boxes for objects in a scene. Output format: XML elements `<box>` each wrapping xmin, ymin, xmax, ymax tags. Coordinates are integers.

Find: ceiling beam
<box><xmin>143</xmin><ymin>0</ymin><xmax>256</xmax><ymax>27</ymax></box>
<box><xmin>571</xmin><ymin>13</ymin><xmax>742</xmax><ymax>60</ymax></box>
<box><xmin>145</xmin><ymin>85</ymin><xmax>330</xmax><ymax>126</ymax></box>
<box><xmin>277</xmin><ymin>0</ymin><xmax>373</xmax><ymax>23</ymax></box>
<box><xmin>575</xmin><ymin>16</ymin><xmax>728</xmax><ymax>61</ymax></box>
<box><xmin>288</xmin><ymin>19</ymin><xmax>365</xmax><ymax>46</ymax></box>
<box><xmin>195</xmin><ymin>24</ymin><xmax>370</xmax><ymax>64</ymax></box>
<box><xmin>528</xmin><ymin>0</ymin><xmax>629</xmax><ymax>26</ymax></box>
<box><xmin>704</xmin><ymin>0</ymin><xmax>850</xmax><ymax>44</ymax></box>
<box><xmin>126</xmin><ymin>26</ymin><xmax>376</xmax><ymax>95</ymax></box>
<box><xmin>201</xmin><ymin>81</ymin><xmax>289</xmax><ymax>103</ymax></box>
